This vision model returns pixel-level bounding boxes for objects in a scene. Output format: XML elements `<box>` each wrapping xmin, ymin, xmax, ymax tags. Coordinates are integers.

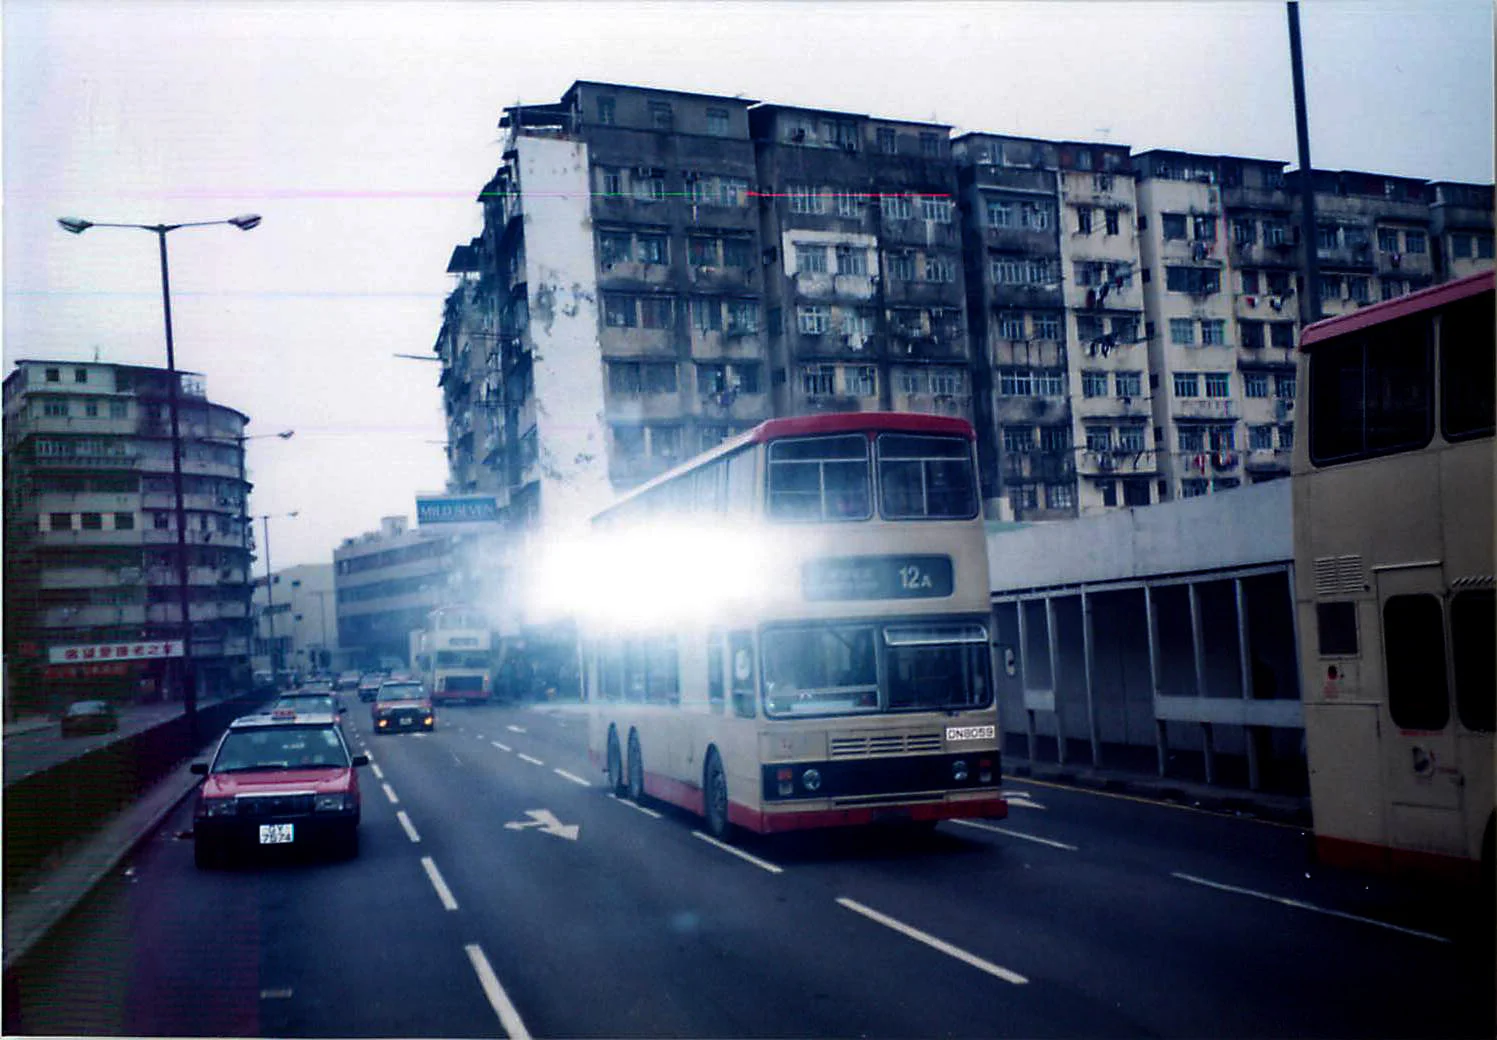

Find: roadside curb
<box><xmin>2</xmin><ymin>761</ymin><xmax>203</xmax><ymax>974</ymax></box>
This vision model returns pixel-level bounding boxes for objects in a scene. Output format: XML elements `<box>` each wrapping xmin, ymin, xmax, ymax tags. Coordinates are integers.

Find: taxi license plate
<box><xmin>259</xmin><ymin>823</ymin><xmax>294</xmax><ymax>845</ymax></box>
<box><xmin>401</xmin><ymin>717</ymin><xmax>413</xmax><ymax>726</ymax></box>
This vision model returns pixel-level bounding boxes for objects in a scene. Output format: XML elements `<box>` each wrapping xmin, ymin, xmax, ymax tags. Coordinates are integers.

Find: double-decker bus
<box><xmin>1292</xmin><ymin>271</ymin><xmax>1494</xmax><ymax>884</ymax></box>
<box><xmin>410</xmin><ymin>606</ymin><xmax>493</xmax><ymax>706</ymax></box>
<box><xmin>566</xmin><ymin>412</ymin><xmax>1006</xmax><ymax>839</ymax></box>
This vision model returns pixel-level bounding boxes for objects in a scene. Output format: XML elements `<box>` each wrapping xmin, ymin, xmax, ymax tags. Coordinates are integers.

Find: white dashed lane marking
<box><xmin>553</xmin><ymin>768</ymin><xmax>591</xmax><ymax>787</ymax></box>
<box><xmin>692</xmin><ymin>831</ymin><xmax>783</xmax><ymax>874</ymax></box>
<box><xmin>517</xmin><ymin>753</ymin><xmax>544</xmax><ymax>766</ymax></box>
<box><xmin>607</xmin><ymin>792</ymin><xmax>662</xmax><ymax>819</ymax></box>
<box><xmin>1171</xmin><ymin>872</ymin><xmax>1452</xmax><ymax>943</ymax></box>
<box><xmin>465</xmin><ymin>943</ymin><xmax>531</xmax><ymax>1039</ymax></box>
<box><xmin>421</xmin><ymin>856</ymin><xmax>459</xmax><ymax>910</ymax></box>
<box><xmin>836</xmin><ymin>897</ymin><xmax>1028</xmax><ymax>984</ymax></box>
<box><xmin>950</xmin><ymin>819</ymin><xmax>1076</xmax><ymax>850</ymax></box>
<box><xmin>492</xmin><ymin>741</ymin><xmax>512</xmax><ymax>752</ymax></box>
<box><xmin>396</xmin><ymin>810</ymin><xmax>421</xmax><ymax>843</ymax></box>
<box><xmin>382</xmin><ymin>783</ymin><xmax>400</xmax><ymax>805</ymax></box>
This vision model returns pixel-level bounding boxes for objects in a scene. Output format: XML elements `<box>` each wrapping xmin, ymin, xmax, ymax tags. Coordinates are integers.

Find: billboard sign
<box><xmin>416</xmin><ymin>495</ymin><xmax>501</xmax><ymax>527</ymax></box>
<box><xmin>48</xmin><ymin>640</ymin><xmax>185</xmax><ymax>664</ymax></box>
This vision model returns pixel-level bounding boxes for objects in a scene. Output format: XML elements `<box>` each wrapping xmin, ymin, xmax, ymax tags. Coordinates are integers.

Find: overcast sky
<box><xmin>5</xmin><ymin>0</ymin><xmax>1492</xmax><ymax>568</ymax></box>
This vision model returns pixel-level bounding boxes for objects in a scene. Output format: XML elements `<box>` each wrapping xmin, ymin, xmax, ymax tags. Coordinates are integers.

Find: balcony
<box><xmin>1244</xmin><ymin>449</ymin><xmax>1291</xmax><ymax>474</ymax></box>
<box><xmin>36</xmin><ymin>527</ymin><xmax>146</xmax><ymax>548</ymax></box>
<box><xmin>1077</xmin><ymin>448</ymin><xmax>1158</xmax><ymax>477</ymax></box>
<box><xmin>894</xmin><ymin>392</ymin><xmax>973</xmax><ymax>420</ymax></box>
<box><xmin>1228</xmin><ymin>240</ymin><xmax>1299</xmax><ymax>269</ymax></box>
<box><xmin>1074</xmin><ymin>395</ymin><xmax>1150</xmax><ymax>420</ymax></box>
<box><xmin>30</xmin><ymin>452</ymin><xmax>140</xmax><ymax>471</ymax></box>
<box><xmin>1171</xmin><ymin>398</ymin><xmax>1240</xmax><ymax>421</ymax></box>
<box><xmin>1002</xmin><ymin>451</ymin><xmax>1076</xmax><ymax>483</ymax></box>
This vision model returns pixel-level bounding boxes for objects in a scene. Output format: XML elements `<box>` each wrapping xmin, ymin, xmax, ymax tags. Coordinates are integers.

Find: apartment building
<box><xmin>751</xmin><ymin>104</ymin><xmax>973</xmax><ymax>430</ymax></box>
<box><xmin>2</xmin><ymin>360</ymin><xmax>253</xmax><ymax>712</ymax></box>
<box><xmin>1429</xmin><ymin>181</ymin><xmax>1496</xmax><ymax>282</ymax></box>
<box><xmin>333</xmin><ymin>516</ymin><xmax>460</xmax><ymax>669</ymax></box>
<box><xmin>251</xmin><ymin>562</ymin><xmax>339</xmax><ymax>675</ymax></box>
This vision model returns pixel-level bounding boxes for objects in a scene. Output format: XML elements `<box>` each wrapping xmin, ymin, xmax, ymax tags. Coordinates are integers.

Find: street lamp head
<box><xmin>57</xmin><ymin>217</ymin><xmax>94</xmax><ymax>235</ymax></box>
<box><xmin>227</xmin><ymin>214</ymin><xmax>263</xmax><ymax>231</ymax></box>
<box><xmin>276</xmin><ymin>430</ymin><xmax>295</xmax><ymax>440</ymax></box>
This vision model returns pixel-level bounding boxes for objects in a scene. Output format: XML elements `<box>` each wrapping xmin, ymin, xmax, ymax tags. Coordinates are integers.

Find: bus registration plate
<box><xmin>259</xmin><ymin>824</ymin><xmax>294</xmax><ymax>845</ymax></box>
<box><xmin>946</xmin><ymin>725</ymin><xmax>995</xmax><ymax>742</ymax></box>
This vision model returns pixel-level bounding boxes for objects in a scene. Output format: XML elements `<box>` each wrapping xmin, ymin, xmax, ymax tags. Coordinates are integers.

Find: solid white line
<box><xmin>836</xmin><ymin>897</ymin><xmax>1028</xmax><ymax>984</ymax></box>
<box><xmin>382</xmin><ymin>782</ymin><xmax>399</xmax><ymax>805</ymax></box>
<box><xmin>517</xmin><ymin>753</ymin><xmax>544</xmax><ymax>766</ymax></box>
<box><xmin>370</xmin><ymin>763</ymin><xmax>385</xmax><ymax>780</ymax></box>
<box><xmin>554</xmin><ymin>768</ymin><xmax>591</xmax><ymax>787</ymax></box>
<box><xmin>396</xmin><ymin>810</ymin><xmax>421</xmax><ymax>843</ymax></box>
<box><xmin>950</xmin><ymin>818</ymin><xmax>1077</xmax><ymax>850</ymax></box>
<box><xmin>1170</xmin><ymin>872</ymin><xmax>1453</xmax><ymax>944</ymax></box>
<box><xmin>507</xmin><ymin>725</ymin><xmax>526</xmax><ymax>733</ymax></box>
<box><xmin>492</xmin><ymin>741</ymin><xmax>512</xmax><ymax>752</ymax></box>
<box><xmin>607</xmin><ymin>792</ymin><xmax>662</xmax><ymax>819</ymax></box>
<box><xmin>420</xmin><ymin>856</ymin><xmax>458</xmax><ymax>911</ymax></box>
<box><xmin>465</xmin><ymin>943</ymin><xmax>531</xmax><ymax>1040</ymax></box>
<box><xmin>692</xmin><ymin>831</ymin><xmax>783</xmax><ymax>874</ymax></box>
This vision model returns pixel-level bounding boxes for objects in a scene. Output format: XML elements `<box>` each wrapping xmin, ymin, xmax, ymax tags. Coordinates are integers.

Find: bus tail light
<box><xmin>979</xmin><ymin>758</ymin><xmax>993</xmax><ymax>784</ymax></box>
<box><xmin>776</xmin><ymin>766</ymin><xmax>793</xmax><ymax>797</ymax></box>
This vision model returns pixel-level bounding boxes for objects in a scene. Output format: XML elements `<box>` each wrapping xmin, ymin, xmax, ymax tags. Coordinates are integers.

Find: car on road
<box><xmin>299</xmin><ymin>679</ymin><xmax>335</xmax><ymax>695</ymax></box>
<box><xmin>356</xmin><ymin>672</ymin><xmax>386</xmax><ymax>703</ymax></box>
<box><xmin>191</xmin><ymin>709</ymin><xmax>367</xmax><ymax>868</ymax></box>
<box><xmin>59</xmin><ymin>699</ymin><xmax>119</xmax><ymax>737</ymax></box>
<box><xmin>270</xmin><ymin>692</ymin><xmax>347</xmax><ymax>727</ymax></box>
<box><xmin>335</xmin><ymin>670</ymin><xmax>361</xmax><ymax>692</ymax></box>
<box><xmin>372</xmin><ymin>679</ymin><xmax>434</xmax><ymax>734</ymax></box>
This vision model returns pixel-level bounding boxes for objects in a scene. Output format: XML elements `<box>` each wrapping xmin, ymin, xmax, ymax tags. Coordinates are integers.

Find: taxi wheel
<box><xmin>606</xmin><ymin>730</ymin><xmax>626</xmax><ymax>795</ymax></box>
<box><xmin>703</xmin><ymin>750</ymin><xmax>730</xmax><ymax>841</ymax></box>
<box><xmin>626</xmin><ymin>732</ymin><xmax>645</xmax><ymax>803</ymax></box>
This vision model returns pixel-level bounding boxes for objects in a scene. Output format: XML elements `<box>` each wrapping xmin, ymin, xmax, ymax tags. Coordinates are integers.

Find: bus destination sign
<box><xmin>802</xmin><ymin>555</ymin><xmax>954</xmax><ymax>601</ymax></box>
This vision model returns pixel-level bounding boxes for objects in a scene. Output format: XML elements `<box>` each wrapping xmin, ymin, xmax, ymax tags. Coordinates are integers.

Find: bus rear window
<box><xmin>1309</xmin><ymin>314</ymin><xmax>1433</xmax><ymax>466</ymax></box>
<box><xmin>877</xmin><ymin>434</ymin><xmax>978</xmax><ymax>519</ymax></box>
<box><xmin>767</xmin><ymin>435</ymin><xmax>871</xmax><ymax>521</ymax></box>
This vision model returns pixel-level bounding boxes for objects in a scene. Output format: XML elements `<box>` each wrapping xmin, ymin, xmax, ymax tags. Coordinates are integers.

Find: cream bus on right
<box><xmin>1292</xmin><ymin>270</ymin><xmax>1493</xmax><ymax>885</ymax></box>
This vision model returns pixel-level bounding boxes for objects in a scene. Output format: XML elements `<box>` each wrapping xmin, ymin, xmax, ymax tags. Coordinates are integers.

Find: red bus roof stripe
<box><xmin>1299</xmin><ymin>271</ymin><xmax>1494</xmax><ymax>350</ymax></box>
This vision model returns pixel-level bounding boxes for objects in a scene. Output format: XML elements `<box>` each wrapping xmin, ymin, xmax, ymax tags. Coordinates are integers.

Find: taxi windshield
<box><xmin>378</xmin><ymin>684</ymin><xmax>425</xmax><ymax>702</ymax></box>
<box><xmin>212</xmin><ymin>726</ymin><xmax>348</xmax><ymax>772</ymax></box>
<box><xmin>273</xmin><ymin>695</ymin><xmax>336</xmax><ymax>714</ymax></box>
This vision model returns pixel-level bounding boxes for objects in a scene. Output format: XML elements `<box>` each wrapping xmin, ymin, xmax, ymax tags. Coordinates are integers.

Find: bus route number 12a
<box><xmin>899</xmin><ymin>564</ymin><xmax>934</xmax><ymax>591</ymax></box>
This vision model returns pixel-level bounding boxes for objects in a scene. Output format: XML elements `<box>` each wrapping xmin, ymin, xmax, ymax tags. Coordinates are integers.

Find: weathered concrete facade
<box><xmin>1428</xmin><ymin>181</ymin><xmax>1495</xmax><ymax>283</ymax></box>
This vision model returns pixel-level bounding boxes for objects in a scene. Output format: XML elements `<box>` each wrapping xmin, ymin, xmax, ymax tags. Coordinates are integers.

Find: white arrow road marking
<box><xmin>396</xmin><ymin>810</ymin><xmax>421</xmax><ymax>843</ymax></box>
<box><xmin>421</xmin><ymin>856</ymin><xmax>458</xmax><ymax>910</ymax></box>
<box><xmin>553</xmin><ymin>768</ymin><xmax>591</xmax><ymax>787</ymax></box>
<box><xmin>506</xmin><ymin>725</ymin><xmax>526</xmax><ymax>733</ymax></box>
<box><xmin>504</xmin><ymin>809</ymin><xmax>580</xmax><ymax>840</ymax></box>
<box><xmin>465</xmin><ymin>943</ymin><xmax>531</xmax><ymax>1040</ymax></box>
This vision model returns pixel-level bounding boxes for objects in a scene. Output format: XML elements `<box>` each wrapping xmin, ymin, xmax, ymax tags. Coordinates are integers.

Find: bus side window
<box><xmin>1383</xmin><ymin>594</ymin><xmax>1450</xmax><ymax>731</ymax></box>
<box><xmin>729</xmin><ymin>631</ymin><xmax>756</xmax><ymax>718</ymax></box>
<box><xmin>707</xmin><ymin>633</ymin><xmax>725</xmax><ymax>713</ymax></box>
<box><xmin>1451</xmin><ymin>589</ymin><xmax>1495</xmax><ymax>732</ymax></box>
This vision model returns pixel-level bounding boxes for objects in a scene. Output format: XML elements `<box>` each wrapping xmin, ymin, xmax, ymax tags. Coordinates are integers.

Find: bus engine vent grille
<box><xmin>1313</xmin><ymin>554</ymin><xmax>1365</xmax><ymax>596</ymax></box>
<box><xmin>829</xmin><ymin>732</ymin><xmax>943</xmax><ymax>758</ymax></box>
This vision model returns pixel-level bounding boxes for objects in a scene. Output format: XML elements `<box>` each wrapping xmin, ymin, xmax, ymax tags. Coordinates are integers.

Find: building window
<box><xmin>1033</xmin><ymin>314</ymin><xmax>1060</xmax><ymax>340</ymax></box>
<box><xmin>1105</xmin><ymin>209</ymin><xmax>1120</xmax><ymax>236</ymax></box>
<box><xmin>1319</xmin><ymin>276</ymin><xmax>1343</xmax><ymax>302</ymax></box>
<box><xmin>1204</xmin><ymin>372</ymin><xmax>1230</xmax><ymax>398</ymax></box>
<box><xmin>1076</xmin><ymin>207</ymin><xmax>1093</xmax><ymax>235</ymax></box>
<box><xmin>1209</xmin><ymin>425</ymin><xmax>1236</xmax><ymax>452</ymax></box>
<box><xmin>998</xmin><ymin>313</ymin><xmax>1026</xmax><ymax>340</ymax></box>
<box><xmin>876</xmin><ymin>127</ymin><xmax>897</xmax><ymax>154</ymax></box>
<box><xmin>1270</xmin><ymin>323</ymin><xmax>1295</xmax><ymax>349</ymax></box>
<box><xmin>843</xmin><ymin>366</ymin><xmax>877</xmax><ymax>397</ymax></box>
<box><xmin>1317</xmin><ymin>224</ymin><xmax>1339</xmax><ymax>251</ymax></box>
<box><xmin>888</xmin><ymin>252</ymin><xmax>915</xmax><ymax>282</ymax></box>
<box><xmin>78</xmin><ymin>512</ymin><xmax>103</xmax><ymax>531</ymax></box>
<box><xmin>639</xmin><ymin>297</ymin><xmax>674</xmax><ymax>329</ymax></box>
<box><xmin>706</xmin><ymin>108</ymin><xmax>730</xmax><ymax>137</ymax></box>
<box><xmin>43</xmin><ymin>399</ymin><xmax>68</xmax><ymax>417</ymax></box>
<box><xmin>1201</xmin><ymin>320</ymin><xmax>1226</xmax><ymax>346</ymax></box>
<box><xmin>1451</xmin><ymin>233</ymin><xmax>1473</xmax><ymax>259</ymax></box>
<box><xmin>1241</xmin><ymin>270</ymin><xmax>1261</xmax><ymax>294</ymax></box>
<box><xmin>113</xmin><ymin>512</ymin><xmax>134</xmax><ymax>530</ymax></box>
<box><xmin>1348</xmin><ymin>276</ymin><xmax>1371</xmax><ymax>303</ymax></box>
<box><xmin>609</xmin><ymin>361</ymin><xmax>643</xmax><ymax>394</ymax></box>
<box><xmin>1274</xmin><ymin>373</ymin><xmax>1296</xmax><ymax>400</ymax></box>
<box><xmin>49</xmin><ymin>512</ymin><xmax>73</xmax><ymax>531</ymax></box>
<box><xmin>1249</xmin><ymin>425</ymin><xmax>1274</xmax><ymax>451</ymax></box>
<box><xmin>1085</xmin><ymin>426</ymin><xmax>1111</xmax><ymax>452</ymax></box>
<box><xmin>842</xmin><ymin>308</ymin><xmax>875</xmax><ymax>338</ymax></box>
<box><xmin>1082</xmin><ymin>371</ymin><xmax>1109</xmax><ymax>398</ymax></box>
<box><xmin>796</xmin><ymin>244</ymin><xmax>828</xmax><ymax>274</ymax></box>
<box><xmin>1169</xmin><ymin>318</ymin><xmax>1195</xmax><ymax>345</ymax></box>
<box><xmin>800</xmin><ymin>364</ymin><xmax>836</xmax><ymax>396</ymax></box>
<box><xmin>986</xmin><ymin>200</ymin><xmax>1013</xmax><ymax>227</ymax></box>
<box><xmin>1405</xmin><ymin>230</ymin><xmax>1427</xmax><ymax>254</ymax></box>
<box><xmin>1161</xmin><ymin>213</ymin><xmax>1187</xmax><ymax>240</ymax></box>
<box><xmin>1094</xmin><ymin>173</ymin><xmax>1114</xmax><ymax>191</ymax></box>
<box><xmin>597</xmin><ymin>97</ymin><xmax>616</xmax><ymax>124</ymax></box>
<box><xmin>835</xmin><ymin>245</ymin><xmax>867</xmax><ymax>276</ymax></box>
<box><xmin>880</xmin><ymin>194</ymin><xmax>912</xmax><ymax>221</ymax></box>
<box><xmin>727</xmin><ymin>301</ymin><xmax>759</xmax><ymax>334</ymax></box>
<box><xmin>690</xmin><ymin>298</ymin><xmax>723</xmax><ymax>332</ymax></box>
<box><xmin>1021</xmin><ymin>204</ymin><xmax>1052</xmax><ymax>230</ymax></box>
<box><xmin>1240</xmin><ymin>320</ymin><xmax>1264</xmax><ymax>350</ymax></box>
<box><xmin>153</xmin><ymin>512</ymin><xmax>171</xmax><ymax>530</ymax></box>
<box><xmin>1028</xmin><ymin>258</ymin><xmax>1054</xmax><ymax>284</ymax></box>
<box><xmin>734</xmin><ymin>363</ymin><xmax>762</xmax><ymax>394</ymax></box>
<box><xmin>1173</xmin><ymin>372</ymin><xmax>1200</xmax><ymax>397</ymax></box>
<box><xmin>797</xmin><ymin>306</ymin><xmax>830</xmax><ymax>335</ymax></box>
<box><xmin>687</xmin><ymin>237</ymin><xmax>717</xmax><ymax>267</ymax></box>
<box><xmin>833</xmin><ymin>192</ymin><xmax>864</xmax><ymax>218</ymax></box>
<box><xmin>1179</xmin><ymin>427</ymin><xmax>1205</xmax><ymax>452</ymax></box>
<box><xmin>1116</xmin><ymin>426</ymin><xmax>1145</xmax><ymax>452</ymax></box>
<box><xmin>1377</xmin><ymin>227</ymin><xmax>1400</xmax><ymax>252</ymax></box>
<box><xmin>1243</xmin><ymin>371</ymin><xmax>1268</xmax><ymax>398</ymax></box>
<box><xmin>929</xmin><ymin>368</ymin><xmax>966</xmax><ymax>395</ymax></box>
<box><xmin>1263</xmin><ymin>222</ymin><xmax>1290</xmax><ymax>247</ymax></box>
<box><xmin>1279</xmin><ymin>424</ymin><xmax>1294</xmax><ymax>450</ymax></box>
<box><xmin>923</xmin><ymin>254</ymin><xmax>956</xmax><ymax>283</ymax></box>
<box><xmin>651</xmin><ymin>426</ymin><xmax>682</xmax><ymax>459</ymax></box>
<box><xmin>919</xmin><ymin>132</ymin><xmax>940</xmax><ymax>157</ymax></box>
<box><xmin>721</xmin><ymin>238</ymin><xmax>751</xmax><ymax>268</ymax></box>
<box><xmin>1165</xmin><ymin>267</ymin><xmax>1221</xmax><ymax>295</ymax></box>
<box><xmin>601</xmin><ymin>169</ymin><xmax>623</xmax><ymax>197</ymax></box>
<box><xmin>1181</xmin><ymin>479</ymin><xmax>1208</xmax><ymax>498</ymax></box>
<box><xmin>1232</xmin><ymin>219</ymin><xmax>1256</xmax><ymax>245</ymax></box>
<box><xmin>84</xmin><ymin>400</ymin><xmax>99</xmax><ymax>417</ymax></box>
<box><xmin>648</xmin><ymin>101</ymin><xmax>673</xmax><ymax>129</ymax></box>
<box><xmin>1478</xmin><ymin>234</ymin><xmax>1495</xmax><ymax>260</ymax></box>
<box><xmin>1010</xmin><ymin>485</ymin><xmax>1038</xmax><ymax>512</ymax></box>
<box><xmin>920</xmin><ymin>196</ymin><xmax>953</xmax><ymax>223</ymax></box>
<box><xmin>1040</xmin><ymin>426</ymin><xmax>1071</xmax><ymax>451</ymax></box>
<box><xmin>1114</xmin><ymin>371</ymin><xmax>1142</xmax><ymax>398</ymax></box>
<box><xmin>1045</xmin><ymin>483</ymin><xmax>1075</xmax><ymax>510</ymax></box>
<box><xmin>997</xmin><ymin>369</ymin><xmax>1033</xmax><ymax>396</ymax></box>
<box><xmin>789</xmin><ymin>185</ymin><xmax>824</xmax><ymax>215</ymax></box>
<box><xmin>45</xmin><ymin>367</ymin><xmax>60</xmax><ymax>383</ymax></box>
<box><xmin>603</xmin><ymin>295</ymin><xmax>636</xmax><ymax>327</ymax></box>
<box><xmin>636</xmin><ymin>233</ymin><xmax>668</xmax><ymax>265</ymax></box>
<box><xmin>109</xmin><ymin>400</ymin><xmax>128</xmax><ymax>418</ymax></box>
<box><xmin>1035</xmin><ymin>370</ymin><xmax>1066</xmax><ymax>397</ymax></box>
<box><xmin>1192</xmin><ymin>215</ymin><xmax>1216</xmax><ymax>242</ymax></box>
<box><xmin>74</xmin><ymin>368</ymin><xmax>88</xmax><ymax>384</ymax></box>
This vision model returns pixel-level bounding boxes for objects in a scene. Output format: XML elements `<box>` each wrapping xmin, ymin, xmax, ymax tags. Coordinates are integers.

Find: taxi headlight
<box><xmin>200</xmin><ymin>797</ymin><xmax>238</xmax><ymax>818</ymax></box>
<box><xmin>315</xmin><ymin>793</ymin><xmax>352</xmax><ymax>812</ymax></box>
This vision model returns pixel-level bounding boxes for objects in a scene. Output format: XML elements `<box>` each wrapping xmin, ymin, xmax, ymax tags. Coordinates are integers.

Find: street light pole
<box><xmin>59</xmin><ymin>213</ymin><xmax>261</xmax><ymax>743</ymax></box>
<box><xmin>254</xmin><ymin>510</ymin><xmax>298</xmax><ymax>684</ymax></box>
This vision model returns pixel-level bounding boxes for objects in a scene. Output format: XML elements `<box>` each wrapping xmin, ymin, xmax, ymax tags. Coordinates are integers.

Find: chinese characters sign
<box><xmin>48</xmin><ymin>640</ymin><xmax>185</xmax><ymax>664</ymax></box>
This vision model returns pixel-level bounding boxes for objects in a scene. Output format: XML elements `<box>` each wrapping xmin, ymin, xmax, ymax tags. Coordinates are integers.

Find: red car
<box><xmin>372</xmin><ymin>679</ymin><xmax>435</xmax><ymax>734</ymax></box>
<box><xmin>191</xmin><ymin>710</ymin><xmax>367</xmax><ymax>868</ymax></box>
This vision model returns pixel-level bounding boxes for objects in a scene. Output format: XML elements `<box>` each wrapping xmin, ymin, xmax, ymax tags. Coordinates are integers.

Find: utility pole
<box><xmin>1288</xmin><ymin>1</ymin><xmax>1322</xmax><ymax>324</ymax></box>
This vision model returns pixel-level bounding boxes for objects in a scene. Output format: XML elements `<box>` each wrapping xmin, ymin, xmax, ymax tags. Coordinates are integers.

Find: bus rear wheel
<box><xmin>606</xmin><ymin>729</ymin><xmax>626</xmax><ymax>795</ymax></box>
<box><xmin>627</xmin><ymin>732</ymin><xmax>645</xmax><ymax>803</ymax></box>
<box><xmin>704</xmin><ymin>750</ymin><xmax>730</xmax><ymax>841</ymax></box>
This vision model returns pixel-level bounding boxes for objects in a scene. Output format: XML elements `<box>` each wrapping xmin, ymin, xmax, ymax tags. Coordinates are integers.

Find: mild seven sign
<box><xmin>416</xmin><ymin>495</ymin><xmax>501</xmax><ymax>526</ymax></box>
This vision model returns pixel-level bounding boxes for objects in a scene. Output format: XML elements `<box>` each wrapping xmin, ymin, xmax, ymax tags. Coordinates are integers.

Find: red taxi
<box><xmin>190</xmin><ymin>709</ymin><xmax>367</xmax><ymax>868</ymax></box>
<box><xmin>372</xmin><ymin>679</ymin><xmax>435</xmax><ymax>734</ymax></box>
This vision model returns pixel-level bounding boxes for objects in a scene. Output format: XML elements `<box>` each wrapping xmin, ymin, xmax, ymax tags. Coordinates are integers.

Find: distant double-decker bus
<box><xmin>411</xmin><ymin>606</ymin><xmax>493</xmax><ymax>706</ymax></box>
<box><xmin>1292</xmin><ymin>271</ymin><xmax>1493</xmax><ymax>884</ymax></box>
<box><xmin>568</xmin><ymin>412</ymin><xmax>1007</xmax><ymax>838</ymax></box>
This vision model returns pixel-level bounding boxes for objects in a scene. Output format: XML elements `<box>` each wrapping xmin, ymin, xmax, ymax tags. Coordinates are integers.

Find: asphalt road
<box><xmin>6</xmin><ymin>701</ymin><xmax>1492</xmax><ymax>1038</ymax></box>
